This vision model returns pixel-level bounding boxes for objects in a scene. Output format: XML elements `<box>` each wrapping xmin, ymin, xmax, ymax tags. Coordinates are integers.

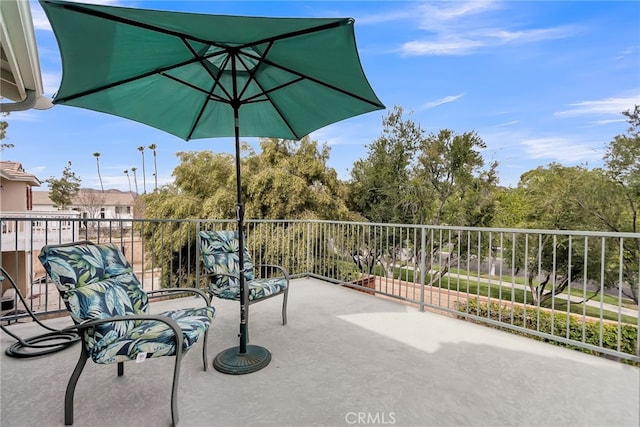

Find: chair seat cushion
<box><xmin>90</xmin><ymin>306</ymin><xmax>215</xmax><ymax>364</ymax></box>
<box><xmin>212</xmin><ymin>278</ymin><xmax>288</xmax><ymax>301</ymax></box>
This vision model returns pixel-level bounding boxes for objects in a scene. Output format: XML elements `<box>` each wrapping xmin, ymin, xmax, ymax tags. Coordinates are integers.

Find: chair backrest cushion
<box><xmin>38</xmin><ymin>242</ymin><xmax>149</xmax><ymax>322</ymax></box>
<box><xmin>199</xmin><ymin>230</ymin><xmax>255</xmax><ymax>298</ymax></box>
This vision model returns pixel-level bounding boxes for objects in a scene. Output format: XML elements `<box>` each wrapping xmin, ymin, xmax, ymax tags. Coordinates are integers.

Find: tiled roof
<box><xmin>0</xmin><ymin>160</ymin><xmax>41</xmax><ymax>186</ymax></box>
<box><xmin>32</xmin><ymin>188</ymin><xmax>136</xmax><ymax>207</ymax></box>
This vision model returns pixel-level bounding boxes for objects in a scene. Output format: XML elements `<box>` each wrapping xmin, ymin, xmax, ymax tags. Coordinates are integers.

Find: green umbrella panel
<box><xmin>40</xmin><ymin>0</ymin><xmax>385</xmax><ymax>141</ymax></box>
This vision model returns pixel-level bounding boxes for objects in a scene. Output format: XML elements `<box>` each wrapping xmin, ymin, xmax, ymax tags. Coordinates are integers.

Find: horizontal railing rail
<box><xmin>1</xmin><ymin>215</ymin><xmax>638</xmax><ymax>363</ymax></box>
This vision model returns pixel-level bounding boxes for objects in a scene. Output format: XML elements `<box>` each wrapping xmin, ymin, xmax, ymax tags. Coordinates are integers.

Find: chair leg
<box><xmin>202</xmin><ymin>330</ymin><xmax>209</xmax><ymax>372</ymax></box>
<box><xmin>65</xmin><ymin>350</ymin><xmax>89</xmax><ymax>425</ymax></box>
<box><xmin>282</xmin><ymin>288</ymin><xmax>289</xmax><ymax>326</ymax></box>
<box><xmin>171</xmin><ymin>351</ymin><xmax>183</xmax><ymax>427</ymax></box>
<box><xmin>245</xmin><ymin>304</ymin><xmax>250</xmax><ymax>343</ymax></box>
<box><xmin>117</xmin><ymin>362</ymin><xmax>124</xmax><ymax>376</ymax></box>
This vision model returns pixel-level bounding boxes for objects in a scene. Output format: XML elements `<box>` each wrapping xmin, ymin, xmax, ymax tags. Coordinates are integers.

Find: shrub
<box><xmin>457</xmin><ymin>299</ymin><xmax>638</xmax><ymax>365</ymax></box>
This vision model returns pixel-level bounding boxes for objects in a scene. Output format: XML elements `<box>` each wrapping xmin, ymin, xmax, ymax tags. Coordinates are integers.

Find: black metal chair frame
<box><xmin>0</xmin><ymin>266</ymin><xmax>80</xmax><ymax>358</ymax></box>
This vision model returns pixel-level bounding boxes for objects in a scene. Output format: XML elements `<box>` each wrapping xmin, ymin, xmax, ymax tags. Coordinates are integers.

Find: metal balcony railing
<box><xmin>1</xmin><ymin>216</ymin><xmax>638</xmax><ymax>363</ymax></box>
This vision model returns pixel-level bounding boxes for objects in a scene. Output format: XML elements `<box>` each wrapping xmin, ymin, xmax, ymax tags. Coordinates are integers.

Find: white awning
<box><xmin>0</xmin><ymin>0</ymin><xmax>52</xmax><ymax>111</ymax></box>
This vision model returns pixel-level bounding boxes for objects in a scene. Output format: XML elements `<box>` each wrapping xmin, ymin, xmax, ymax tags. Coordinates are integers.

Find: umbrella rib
<box><xmin>243</xmin><ymin>51</ymin><xmax>385</xmax><ymax>109</ymax></box>
<box><xmin>181</xmin><ymin>38</ymin><xmax>235</xmax><ymax>102</ymax></box>
<box><xmin>237</xmin><ymin>20</ymin><xmax>347</xmax><ymax>50</ymax></box>
<box><xmin>55</xmin><ymin>57</ymin><xmax>207</xmax><ymax>103</ymax></box>
<box><xmin>54</xmin><ymin>1</ymin><xmax>232</xmax><ymax>50</ymax></box>
<box><xmin>235</xmin><ymin>42</ymin><xmax>275</xmax><ymax>102</ymax></box>
<box><xmin>159</xmin><ymin>72</ymin><xmax>230</xmax><ymax>104</ymax></box>
<box><xmin>234</xmin><ymin>46</ymin><xmax>301</xmax><ymax>138</ymax></box>
<box><xmin>242</xmin><ymin>78</ymin><xmax>304</xmax><ymax>103</ymax></box>
<box><xmin>56</xmin><ymin>1</ymin><xmax>349</xmax><ymax>50</ymax></box>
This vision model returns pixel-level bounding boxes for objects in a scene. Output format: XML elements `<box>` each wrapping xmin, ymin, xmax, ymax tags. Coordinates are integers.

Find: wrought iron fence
<box><xmin>1</xmin><ymin>216</ymin><xmax>638</xmax><ymax>362</ymax></box>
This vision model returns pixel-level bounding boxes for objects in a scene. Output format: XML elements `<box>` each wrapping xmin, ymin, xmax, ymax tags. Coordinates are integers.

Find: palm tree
<box><xmin>93</xmin><ymin>152</ymin><xmax>104</xmax><ymax>192</ymax></box>
<box><xmin>148</xmin><ymin>143</ymin><xmax>158</xmax><ymax>191</ymax></box>
<box><xmin>137</xmin><ymin>146</ymin><xmax>146</xmax><ymax>194</ymax></box>
<box><xmin>123</xmin><ymin>169</ymin><xmax>132</xmax><ymax>193</ymax></box>
<box><xmin>131</xmin><ymin>167</ymin><xmax>139</xmax><ymax>194</ymax></box>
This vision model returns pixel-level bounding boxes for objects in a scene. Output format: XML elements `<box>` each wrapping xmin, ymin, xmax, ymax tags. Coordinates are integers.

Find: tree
<box><xmin>348</xmin><ymin>105</ymin><xmax>422</xmax><ymax>224</ymax></box>
<box><xmin>93</xmin><ymin>152</ymin><xmax>104</xmax><ymax>192</ymax></box>
<box><xmin>504</xmin><ymin>164</ymin><xmax>635</xmax><ymax>304</ymax></box>
<box><xmin>123</xmin><ymin>169</ymin><xmax>132</xmax><ymax>193</ymax></box>
<box><xmin>348</xmin><ymin>106</ymin><xmax>499</xmax><ymax>282</ymax></box>
<box><xmin>0</xmin><ymin>112</ymin><xmax>8</xmax><ymax>141</ymax></box>
<box><xmin>141</xmin><ymin>139</ymin><xmax>363</xmax><ymax>286</ymax></box>
<box><xmin>45</xmin><ymin>161</ymin><xmax>81</xmax><ymax>209</ymax></box>
<box><xmin>603</xmin><ymin>105</ymin><xmax>640</xmax><ymax>303</ymax></box>
<box><xmin>138</xmin><ymin>146</ymin><xmax>147</xmax><ymax>194</ymax></box>
<box><xmin>148</xmin><ymin>143</ymin><xmax>158</xmax><ymax>191</ymax></box>
<box><xmin>75</xmin><ymin>188</ymin><xmax>106</xmax><ymax>228</ymax></box>
<box><xmin>131</xmin><ymin>167</ymin><xmax>139</xmax><ymax>194</ymax></box>
<box><xmin>414</xmin><ymin>129</ymin><xmax>497</xmax><ymax>226</ymax></box>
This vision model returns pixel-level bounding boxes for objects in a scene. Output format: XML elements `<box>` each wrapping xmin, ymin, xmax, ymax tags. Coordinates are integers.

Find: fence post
<box><xmin>195</xmin><ymin>221</ymin><xmax>201</xmax><ymax>289</ymax></box>
<box><xmin>419</xmin><ymin>226</ymin><xmax>427</xmax><ymax>312</ymax></box>
<box><xmin>306</xmin><ymin>221</ymin><xmax>311</xmax><ymax>276</ymax></box>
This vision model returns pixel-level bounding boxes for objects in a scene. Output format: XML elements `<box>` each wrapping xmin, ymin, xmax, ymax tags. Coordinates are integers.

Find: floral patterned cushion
<box><xmin>199</xmin><ymin>230</ymin><xmax>287</xmax><ymax>301</ymax></box>
<box><xmin>213</xmin><ymin>276</ymin><xmax>288</xmax><ymax>301</ymax></box>
<box><xmin>39</xmin><ymin>241</ymin><xmax>215</xmax><ymax>364</ymax></box>
<box><xmin>89</xmin><ymin>307</ymin><xmax>214</xmax><ymax>364</ymax></box>
<box><xmin>199</xmin><ymin>230</ymin><xmax>254</xmax><ymax>290</ymax></box>
<box><xmin>38</xmin><ymin>242</ymin><xmax>134</xmax><ymax>291</ymax></box>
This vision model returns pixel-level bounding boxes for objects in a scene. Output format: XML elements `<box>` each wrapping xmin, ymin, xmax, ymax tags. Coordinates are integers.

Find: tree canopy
<box><xmin>142</xmin><ymin>136</ymin><xmax>362</xmax><ymax>222</ymax></box>
<box><xmin>46</xmin><ymin>161</ymin><xmax>81</xmax><ymax>209</ymax></box>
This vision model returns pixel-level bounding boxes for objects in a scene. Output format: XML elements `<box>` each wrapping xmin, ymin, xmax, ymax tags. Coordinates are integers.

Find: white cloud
<box><xmin>495</xmin><ymin>120</ymin><xmax>519</xmax><ymax>127</ymax></box>
<box><xmin>402</xmin><ymin>38</ymin><xmax>483</xmax><ymax>56</ymax></box>
<box><xmin>589</xmin><ymin>119</ymin><xmax>627</xmax><ymax>126</ymax></box>
<box><xmin>521</xmin><ymin>137</ymin><xmax>604</xmax><ymax>163</ymax></box>
<box><xmin>30</xmin><ymin>5</ymin><xmax>52</xmax><ymax>31</ymax></box>
<box><xmin>399</xmin><ymin>1</ymin><xmax>575</xmax><ymax>56</ymax></box>
<box><xmin>555</xmin><ymin>95</ymin><xmax>640</xmax><ymax>118</ymax></box>
<box><xmin>420</xmin><ymin>94</ymin><xmax>464</xmax><ymax>110</ymax></box>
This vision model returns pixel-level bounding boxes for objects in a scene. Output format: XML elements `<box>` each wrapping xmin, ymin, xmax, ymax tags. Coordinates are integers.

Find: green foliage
<box><xmin>458</xmin><ymin>298</ymin><xmax>638</xmax><ymax>363</ymax></box>
<box><xmin>0</xmin><ymin>112</ymin><xmax>8</xmax><ymax>141</ymax></box>
<box><xmin>45</xmin><ymin>161</ymin><xmax>81</xmax><ymax>209</ymax></box>
<box><xmin>141</xmin><ymin>137</ymin><xmax>362</xmax><ymax>284</ymax></box>
<box><xmin>348</xmin><ymin>105</ymin><xmax>422</xmax><ymax>223</ymax></box>
<box><xmin>349</xmin><ymin>105</ymin><xmax>499</xmax><ymax>226</ymax></box>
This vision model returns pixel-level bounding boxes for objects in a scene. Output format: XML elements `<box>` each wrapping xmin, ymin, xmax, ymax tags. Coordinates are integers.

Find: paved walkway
<box><xmin>443</xmin><ymin>271</ymin><xmax>639</xmax><ymax>318</ymax></box>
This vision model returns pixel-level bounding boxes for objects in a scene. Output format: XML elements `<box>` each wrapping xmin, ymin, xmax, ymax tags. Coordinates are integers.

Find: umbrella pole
<box><xmin>212</xmin><ymin>103</ymin><xmax>271</xmax><ymax>375</ymax></box>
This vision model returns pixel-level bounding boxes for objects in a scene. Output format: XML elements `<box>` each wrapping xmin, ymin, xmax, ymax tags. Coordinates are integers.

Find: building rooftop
<box><xmin>32</xmin><ymin>188</ymin><xmax>136</xmax><ymax>207</ymax></box>
<box><xmin>1</xmin><ymin>278</ymin><xmax>638</xmax><ymax>427</ymax></box>
<box><xmin>0</xmin><ymin>160</ymin><xmax>41</xmax><ymax>186</ymax></box>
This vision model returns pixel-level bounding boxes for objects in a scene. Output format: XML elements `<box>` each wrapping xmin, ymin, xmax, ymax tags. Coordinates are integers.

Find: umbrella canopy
<box><xmin>41</xmin><ymin>0</ymin><xmax>384</xmax><ymax>141</ymax></box>
<box><xmin>41</xmin><ymin>0</ymin><xmax>385</xmax><ymax>374</ymax></box>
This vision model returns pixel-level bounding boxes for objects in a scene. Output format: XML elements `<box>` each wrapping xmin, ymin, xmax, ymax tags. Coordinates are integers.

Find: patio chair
<box><xmin>38</xmin><ymin>241</ymin><xmax>215</xmax><ymax>427</ymax></box>
<box><xmin>198</xmin><ymin>230</ymin><xmax>289</xmax><ymax>335</ymax></box>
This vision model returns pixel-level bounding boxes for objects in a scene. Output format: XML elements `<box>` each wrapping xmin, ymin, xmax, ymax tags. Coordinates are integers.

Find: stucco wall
<box><xmin>0</xmin><ymin>179</ymin><xmax>27</xmax><ymax>211</ymax></box>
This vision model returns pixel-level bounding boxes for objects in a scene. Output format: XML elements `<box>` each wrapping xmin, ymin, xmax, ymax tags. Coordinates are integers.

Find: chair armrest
<box><xmin>75</xmin><ymin>314</ymin><xmax>183</xmax><ymax>350</ymax></box>
<box><xmin>201</xmin><ymin>272</ymin><xmax>239</xmax><ymax>280</ymax></box>
<box><xmin>256</xmin><ymin>264</ymin><xmax>290</xmax><ymax>280</ymax></box>
<box><xmin>146</xmin><ymin>288</ymin><xmax>211</xmax><ymax>306</ymax></box>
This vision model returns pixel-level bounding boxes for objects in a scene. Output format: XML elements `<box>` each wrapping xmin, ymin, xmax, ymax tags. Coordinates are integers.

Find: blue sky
<box><xmin>3</xmin><ymin>0</ymin><xmax>639</xmax><ymax>193</ymax></box>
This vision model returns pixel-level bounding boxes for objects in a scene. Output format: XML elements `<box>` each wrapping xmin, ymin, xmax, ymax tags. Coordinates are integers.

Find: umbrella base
<box><xmin>213</xmin><ymin>344</ymin><xmax>271</xmax><ymax>375</ymax></box>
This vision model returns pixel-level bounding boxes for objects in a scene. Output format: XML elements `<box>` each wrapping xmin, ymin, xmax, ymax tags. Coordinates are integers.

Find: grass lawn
<box><xmin>367</xmin><ymin>264</ymin><xmax>638</xmax><ymax>325</ymax></box>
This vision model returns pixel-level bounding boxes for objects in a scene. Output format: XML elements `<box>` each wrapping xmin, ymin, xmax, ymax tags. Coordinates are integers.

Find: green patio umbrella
<box><xmin>40</xmin><ymin>0</ymin><xmax>385</xmax><ymax>374</ymax></box>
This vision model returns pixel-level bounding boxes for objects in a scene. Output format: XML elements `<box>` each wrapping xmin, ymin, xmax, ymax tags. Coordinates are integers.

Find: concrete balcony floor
<box><xmin>1</xmin><ymin>278</ymin><xmax>639</xmax><ymax>427</ymax></box>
